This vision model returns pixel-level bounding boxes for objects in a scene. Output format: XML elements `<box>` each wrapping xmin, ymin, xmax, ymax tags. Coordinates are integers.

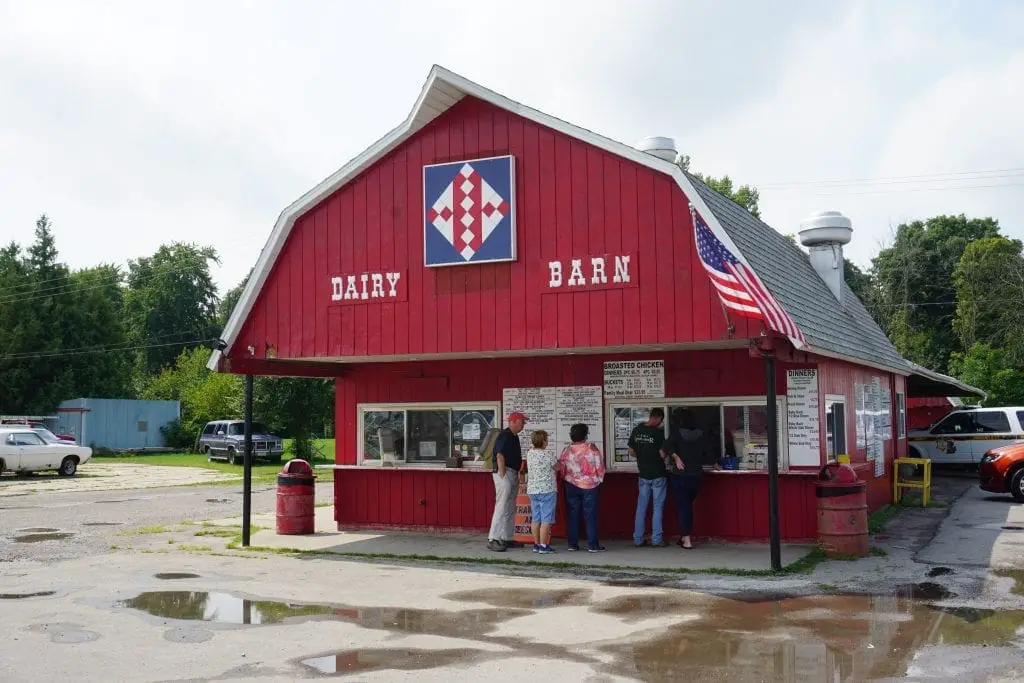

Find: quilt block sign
<box><xmin>423</xmin><ymin>155</ymin><xmax>516</xmax><ymax>267</ymax></box>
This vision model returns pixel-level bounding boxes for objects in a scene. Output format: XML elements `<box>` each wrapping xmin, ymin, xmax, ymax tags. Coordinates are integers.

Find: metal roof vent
<box><xmin>798</xmin><ymin>210</ymin><xmax>853</xmax><ymax>303</ymax></box>
<box><xmin>635</xmin><ymin>136</ymin><xmax>678</xmax><ymax>163</ymax></box>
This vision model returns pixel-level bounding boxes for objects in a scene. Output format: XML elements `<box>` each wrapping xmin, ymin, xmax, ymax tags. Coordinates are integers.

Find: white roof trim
<box><xmin>208</xmin><ymin>65</ymin><xmax>790</xmax><ymax>371</ymax></box>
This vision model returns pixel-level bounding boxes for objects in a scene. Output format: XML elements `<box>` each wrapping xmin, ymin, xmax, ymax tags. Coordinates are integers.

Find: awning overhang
<box><xmin>905</xmin><ymin>362</ymin><xmax>986</xmax><ymax>400</ymax></box>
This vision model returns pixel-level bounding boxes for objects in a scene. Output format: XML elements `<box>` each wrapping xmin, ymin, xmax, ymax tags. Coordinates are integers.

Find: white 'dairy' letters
<box><xmin>330</xmin><ymin>271</ymin><xmax>402</xmax><ymax>302</ymax></box>
<box><xmin>548</xmin><ymin>255</ymin><xmax>632</xmax><ymax>289</ymax></box>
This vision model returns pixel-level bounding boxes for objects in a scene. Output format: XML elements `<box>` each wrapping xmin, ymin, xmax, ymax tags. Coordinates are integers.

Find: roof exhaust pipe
<box><xmin>799</xmin><ymin>210</ymin><xmax>853</xmax><ymax>303</ymax></box>
<box><xmin>635</xmin><ymin>136</ymin><xmax>678</xmax><ymax>163</ymax></box>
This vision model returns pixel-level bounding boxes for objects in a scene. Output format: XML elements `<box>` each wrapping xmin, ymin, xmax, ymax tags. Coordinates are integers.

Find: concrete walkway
<box><xmin>209</xmin><ymin>506</ymin><xmax>813</xmax><ymax>572</ymax></box>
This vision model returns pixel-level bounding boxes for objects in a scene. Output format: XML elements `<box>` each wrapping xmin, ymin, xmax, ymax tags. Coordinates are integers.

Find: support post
<box><xmin>242</xmin><ymin>374</ymin><xmax>254</xmax><ymax>547</ymax></box>
<box><xmin>763</xmin><ymin>351</ymin><xmax>782</xmax><ymax>570</ymax></box>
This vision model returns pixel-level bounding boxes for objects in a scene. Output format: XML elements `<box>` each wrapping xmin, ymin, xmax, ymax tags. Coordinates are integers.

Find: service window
<box><xmin>973</xmin><ymin>410</ymin><xmax>1011</xmax><ymax>434</ymax></box>
<box><xmin>896</xmin><ymin>393</ymin><xmax>906</xmax><ymax>438</ymax></box>
<box><xmin>607</xmin><ymin>398</ymin><xmax>787</xmax><ymax>472</ymax></box>
<box><xmin>824</xmin><ymin>396</ymin><xmax>847</xmax><ymax>457</ymax></box>
<box><xmin>358</xmin><ymin>403</ymin><xmax>499</xmax><ymax>466</ymax></box>
<box><xmin>931</xmin><ymin>412</ymin><xmax>976</xmax><ymax>435</ymax></box>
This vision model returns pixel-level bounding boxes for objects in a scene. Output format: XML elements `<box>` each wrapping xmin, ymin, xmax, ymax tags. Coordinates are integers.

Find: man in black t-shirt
<box><xmin>487</xmin><ymin>412</ymin><xmax>527</xmax><ymax>552</ymax></box>
<box><xmin>629</xmin><ymin>407</ymin><xmax>668</xmax><ymax>547</ymax></box>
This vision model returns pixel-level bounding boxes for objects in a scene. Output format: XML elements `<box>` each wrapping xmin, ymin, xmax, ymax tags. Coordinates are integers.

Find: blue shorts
<box><xmin>529</xmin><ymin>492</ymin><xmax>557</xmax><ymax>524</ymax></box>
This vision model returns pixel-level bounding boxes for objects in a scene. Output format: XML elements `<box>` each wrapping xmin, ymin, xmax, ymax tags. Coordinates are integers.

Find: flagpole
<box><xmin>763</xmin><ymin>350</ymin><xmax>782</xmax><ymax>570</ymax></box>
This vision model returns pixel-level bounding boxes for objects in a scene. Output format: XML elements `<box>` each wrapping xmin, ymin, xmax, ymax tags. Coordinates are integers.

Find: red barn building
<box><xmin>211</xmin><ymin>66</ymin><xmax>981</xmax><ymax>546</ymax></box>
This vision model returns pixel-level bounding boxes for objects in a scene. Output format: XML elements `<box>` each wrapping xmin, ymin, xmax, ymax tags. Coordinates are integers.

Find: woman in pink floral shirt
<box><xmin>557</xmin><ymin>423</ymin><xmax>606</xmax><ymax>552</ymax></box>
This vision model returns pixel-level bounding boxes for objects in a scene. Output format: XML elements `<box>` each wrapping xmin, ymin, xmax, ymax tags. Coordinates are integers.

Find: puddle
<box><xmin>443</xmin><ymin>587</ymin><xmax>591</xmax><ymax>609</ymax></box>
<box><xmin>116</xmin><ymin>591</ymin><xmax>529</xmax><ymax>637</ymax></box>
<box><xmin>154</xmin><ymin>573</ymin><xmax>201</xmax><ymax>580</ymax></box>
<box><xmin>927</xmin><ymin>566</ymin><xmax>954</xmax><ymax>577</ymax></box>
<box><xmin>1001</xmin><ymin>525</ymin><xmax>1024</xmax><ymax>531</ymax></box>
<box><xmin>994</xmin><ymin>569</ymin><xmax>1024</xmax><ymax>596</ymax></box>
<box><xmin>15</xmin><ymin>527</ymin><xmax>58</xmax><ymax>533</ymax></box>
<box><xmin>898</xmin><ymin>582</ymin><xmax>954</xmax><ymax>600</ymax></box>
<box><xmin>164</xmin><ymin>626</ymin><xmax>214</xmax><ymax>643</ymax></box>
<box><xmin>300</xmin><ymin>648</ymin><xmax>487</xmax><ymax>676</ymax></box>
<box><xmin>27</xmin><ymin>623</ymin><xmax>101</xmax><ymax>644</ymax></box>
<box><xmin>14</xmin><ymin>532</ymin><xmax>73</xmax><ymax>543</ymax></box>
<box><xmin>205</xmin><ymin>498</ymin><xmax>231</xmax><ymax>503</ymax></box>
<box><xmin>601</xmin><ymin>577</ymin><xmax>671</xmax><ymax>589</ymax></box>
<box><xmin>0</xmin><ymin>591</ymin><xmax>56</xmax><ymax>599</ymax></box>
<box><xmin>95</xmin><ymin>498</ymin><xmax>141</xmax><ymax>504</ymax></box>
<box><xmin>82</xmin><ymin>522</ymin><xmax>122</xmax><ymax>527</ymax></box>
<box><xmin>591</xmin><ymin>593</ymin><xmax>700</xmax><ymax>621</ymax></box>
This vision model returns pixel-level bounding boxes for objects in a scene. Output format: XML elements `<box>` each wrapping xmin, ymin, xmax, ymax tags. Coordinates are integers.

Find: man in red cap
<box><xmin>487</xmin><ymin>412</ymin><xmax>528</xmax><ymax>551</ymax></box>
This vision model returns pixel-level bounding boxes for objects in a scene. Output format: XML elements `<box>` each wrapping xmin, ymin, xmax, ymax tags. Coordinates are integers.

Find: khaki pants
<box><xmin>488</xmin><ymin>470</ymin><xmax>517</xmax><ymax>541</ymax></box>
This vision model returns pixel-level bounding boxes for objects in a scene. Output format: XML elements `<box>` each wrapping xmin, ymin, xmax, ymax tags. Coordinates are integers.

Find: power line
<box><xmin>760</xmin><ymin>166</ymin><xmax>1024</xmax><ymax>189</ymax></box>
<box><xmin>803</xmin><ymin>181</ymin><xmax>1024</xmax><ymax>198</ymax></box>
<box><xmin>0</xmin><ymin>337</ymin><xmax>215</xmax><ymax>362</ymax></box>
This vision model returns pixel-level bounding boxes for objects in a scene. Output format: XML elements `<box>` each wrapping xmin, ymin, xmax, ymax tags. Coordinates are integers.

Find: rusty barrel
<box><xmin>816</xmin><ymin>461</ymin><xmax>868</xmax><ymax>558</ymax></box>
<box><xmin>276</xmin><ymin>458</ymin><xmax>316</xmax><ymax>535</ymax></box>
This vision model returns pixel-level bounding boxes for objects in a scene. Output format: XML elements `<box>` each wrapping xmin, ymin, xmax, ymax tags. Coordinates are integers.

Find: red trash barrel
<box><xmin>276</xmin><ymin>459</ymin><xmax>316</xmax><ymax>535</ymax></box>
<box><xmin>816</xmin><ymin>461</ymin><xmax>869</xmax><ymax>558</ymax></box>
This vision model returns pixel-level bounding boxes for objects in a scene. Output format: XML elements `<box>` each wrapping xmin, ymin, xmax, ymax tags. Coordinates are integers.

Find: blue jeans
<box><xmin>634</xmin><ymin>477</ymin><xmax>668</xmax><ymax>545</ymax></box>
<box><xmin>670</xmin><ymin>474</ymin><xmax>702</xmax><ymax>536</ymax></box>
<box><xmin>564</xmin><ymin>482</ymin><xmax>600</xmax><ymax>549</ymax></box>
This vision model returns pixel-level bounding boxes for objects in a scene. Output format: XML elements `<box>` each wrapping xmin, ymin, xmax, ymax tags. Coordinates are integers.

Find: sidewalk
<box><xmin>207</xmin><ymin>506</ymin><xmax>813</xmax><ymax>573</ymax></box>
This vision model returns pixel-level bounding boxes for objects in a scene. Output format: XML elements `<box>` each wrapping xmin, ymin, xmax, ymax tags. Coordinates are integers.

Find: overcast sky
<box><xmin>2</xmin><ymin>0</ymin><xmax>1022</xmax><ymax>293</ymax></box>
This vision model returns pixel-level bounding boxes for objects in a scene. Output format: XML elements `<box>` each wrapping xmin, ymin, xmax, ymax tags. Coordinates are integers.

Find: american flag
<box><xmin>692</xmin><ymin>205</ymin><xmax>806</xmax><ymax>347</ymax></box>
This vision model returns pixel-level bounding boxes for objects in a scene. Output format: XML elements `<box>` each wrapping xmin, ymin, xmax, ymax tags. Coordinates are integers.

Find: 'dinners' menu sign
<box><xmin>786</xmin><ymin>369</ymin><xmax>820</xmax><ymax>467</ymax></box>
<box><xmin>603</xmin><ymin>360</ymin><xmax>665</xmax><ymax>399</ymax></box>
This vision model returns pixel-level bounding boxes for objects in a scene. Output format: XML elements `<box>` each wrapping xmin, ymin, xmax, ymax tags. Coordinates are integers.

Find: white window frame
<box><xmin>357</xmin><ymin>401</ymin><xmax>501</xmax><ymax>467</ymax></box>
<box><xmin>896</xmin><ymin>392</ymin><xmax>906</xmax><ymax>439</ymax></box>
<box><xmin>824</xmin><ymin>394</ymin><xmax>847</xmax><ymax>459</ymax></box>
<box><xmin>605</xmin><ymin>395</ymin><xmax>789</xmax><ymax>473</ymax></box>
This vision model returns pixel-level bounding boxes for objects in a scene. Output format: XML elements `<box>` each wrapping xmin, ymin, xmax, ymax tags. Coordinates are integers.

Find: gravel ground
<box><xmin>0</xmin><ymin>481</ymin><xmax>334</xmax><ymax>564</ymax></box>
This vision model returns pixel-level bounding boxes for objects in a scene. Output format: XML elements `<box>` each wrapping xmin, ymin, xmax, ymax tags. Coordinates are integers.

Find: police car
<box><xmin>907</xmin><ymin>406</ymin><xmax>1024</xmax><ymax>465</ymax></box>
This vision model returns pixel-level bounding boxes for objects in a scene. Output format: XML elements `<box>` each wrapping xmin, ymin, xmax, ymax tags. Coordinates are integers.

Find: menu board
<box><xmin>612</xmin><ymin>406</ymin><xmax>651</xmax><ymax>463</ymax></box>
<box><xmin>786</xmin><ymin>369</ymin><xmax>820</xmax><ymax>466</ymax></box>
<box><xmin>503</xmin><ymin>386</ymin><xmax>605</xmax><ymax>454</ymax></box>
<box><xmin>880</xmin><ymin>384</ymin><xmax>892</xmax><ymax>439</ymax></box>
<box><xmin>603</xmin><ymin>360</ymin><xmax>665</xmax><ymax>399</ymax></box>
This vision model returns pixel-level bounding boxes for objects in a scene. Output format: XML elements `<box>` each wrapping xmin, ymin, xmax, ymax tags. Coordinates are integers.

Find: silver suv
<box><xmin>198</xmin><ymin>420</ymin><xmax>285</xmax><ymax>465</ymax></box>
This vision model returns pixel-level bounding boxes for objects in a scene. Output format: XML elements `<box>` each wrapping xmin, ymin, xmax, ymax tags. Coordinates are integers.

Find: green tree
<box><xmin>953</xmin><ymin>236</ymin><xmax>1024</xmax><ymax>361</ymax></box>
<box><xmin>871</xmin><ymin>214</ymin><xmax>1001</xmax><ymax>373</ymax></box>
<box><xmin>125</xmin><ymin>243</ymin><xmax>221</xmax><ymax>379</ymax></box>
<box><xmin>254</xmin><ymin>376</ymin><xmax>334</xmax><ymax>460</ymax></box>
<box><xmin>218</xmin><ymin>270</ymin><xmax>251</xmax><ymax>329</ymax></box>
<box><xmin>143</xmin><ymin>346</ymin><xmax>242</xmax><ymax>447</ymax></box>
<box><xmin>843</xmin><ymin>260</ymin><xmax>875</xmax><ymax>306</ymax></box>
<box><xmin>949</xmin><ymin>343</ymin><xmax>1024</xmax><ymax>406</ymax></box>
<box><xmin>677</xmin><ymin>155</ymin><xmax>760</xmax><ymax>217</ymax></box>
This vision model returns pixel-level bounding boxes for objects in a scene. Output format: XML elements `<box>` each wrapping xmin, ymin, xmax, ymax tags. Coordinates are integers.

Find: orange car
<box><xmin>979</xmin><ymin>442</ymin><xmax>1024</xmax><ymax>502</ymax></box>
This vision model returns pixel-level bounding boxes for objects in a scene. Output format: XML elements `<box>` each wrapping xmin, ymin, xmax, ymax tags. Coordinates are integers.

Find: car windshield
<box><xmin>227</xmin><ymin>423</ymin><xmax>270</xmax><ymax>436</ymax></box>
<box><xmin>32</xmin><ymin>428</ymin><xmax>61</xmax><ymax>444</ymax></box>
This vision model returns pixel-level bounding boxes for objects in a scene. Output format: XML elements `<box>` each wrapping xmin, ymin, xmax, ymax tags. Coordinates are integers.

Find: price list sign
<box><xmin>603</xmin><ymin>360</ymin><xmax>665</xmax><ymax>400</ymax></box>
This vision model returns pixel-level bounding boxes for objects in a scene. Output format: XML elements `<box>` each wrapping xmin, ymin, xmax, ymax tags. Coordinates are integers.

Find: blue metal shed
<box><xmin>56</xmin><ymin>398</ymin><xmax>181</xmax><ymax>450</ymax></box>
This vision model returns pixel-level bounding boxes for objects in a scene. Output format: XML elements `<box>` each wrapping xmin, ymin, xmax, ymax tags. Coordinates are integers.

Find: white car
<box><xmin>0</xmin><ymin>426</ymin><xmax>93</xmax><ymax>476</ymax></box>
<box><xmin>908</xmin><ymin>406</ymin><xmax>1024</xmax><ymax>465</ymax></box>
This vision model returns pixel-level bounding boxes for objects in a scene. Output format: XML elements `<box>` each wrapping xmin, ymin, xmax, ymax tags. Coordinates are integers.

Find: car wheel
<box><xmin>0</xmin><ymin>458</ymin><xmax>5</xmax><ymax>474</ymax></box>
<box><xmin>58</xmin><ymin>456</ymin><xmax>78</xmax><ymax>477</ymax></box>
<box><xmin>203</xmin><ymin>446</ymin><xmax>212</xmax><ymax>462</ymax></box>
<box><xmin>228</xmin><ymin>448</ymin><xmax>238</xmax><ymax>465</ymax></box>
<box><xmin>1010</xmin><ymin>468</ymin><xmax>1024</xmax><ymax>504</ymax></box>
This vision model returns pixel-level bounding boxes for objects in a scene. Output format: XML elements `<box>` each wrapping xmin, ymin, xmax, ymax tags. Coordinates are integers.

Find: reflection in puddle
<box><xmin>15</xmin><ymin>527</ymin><xmax>58</xmax><ymax>533</ymax></box>
<box><xmin>0</xmin><ymin>591</ymin><xmax>56</xmax><ymax>599</ymax></box>
<box><xmin>927</xmin><ymin>566</ymin><xmax>954</xmax><ymax>577</ymax></box>
<box><xmin>443</xmin><ymin>587</ymin><xmax>591</xmax><ymax>609</ymax></box>
<box><xmin>82</xmin><ymin>522</ymin><xmax>122</xmax><ymax>527</ymax></box>
<box><xmin>14</xmin><ymin>532</ymin><xmax>73</xmax><ymax>543</ymax></box>
<box><xmin>995</xmin><ymin>568</ymin><xmax>1024</xmax><ymax>597</ymax></box>
<box><xmin>301</xmin><ymin>648</ymin><xmax>485</xmax><ymax>675</ymax></box>
<box><xmin>117</xmin><ymin>591</ymin><xmax>529</xmax><ymax>637</ymax></box>
<box><xmin>154</xmin><ymin>573</ymin><xmax>201</xmax><ymax>580</ymax></box>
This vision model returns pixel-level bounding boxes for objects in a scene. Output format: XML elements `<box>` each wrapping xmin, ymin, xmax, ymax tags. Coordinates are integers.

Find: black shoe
<box><xmin>504</xmin><ymin>540</ymin><xmax>524</xmax><ymax>549</ymax></box>
<box><xmin>587</xmin><ymin>545</ymin><xmax>607</xmax><ymax>553</ymax></box>
<box><xmin>487</xmin><ymin>539</ymin><xmax>506</xmax><ymax>552</ymax></box>
<box><xmin>567</xmin><ymin>545</ymin><xmax>580</xmax><ymax>552</ymax></box>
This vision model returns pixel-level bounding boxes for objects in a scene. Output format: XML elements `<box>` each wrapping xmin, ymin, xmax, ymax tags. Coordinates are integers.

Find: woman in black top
<box><xmin>665</xmin><ymin>408</ymin><xmax>720</xmax><ymax>549</ymax></box>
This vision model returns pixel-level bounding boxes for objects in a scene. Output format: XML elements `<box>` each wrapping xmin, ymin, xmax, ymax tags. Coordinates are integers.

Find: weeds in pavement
<box><xmin>868</xmin><ymin>505</ymin><xmax>899</xmax><ymax>534</ymax></box>
<box><xmin>177</xmin><ymin>544</ymin><xmax>213</xmax><ymax>552</ymax></box>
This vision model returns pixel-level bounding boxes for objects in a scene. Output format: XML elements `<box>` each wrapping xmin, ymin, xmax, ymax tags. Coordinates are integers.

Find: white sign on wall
<box><xmin>503</xmin><ymin>386</ymin><xmax>604</xmax><ymax>454</ymax></box>
<box><xmin>786</xmin><ymin>369</ymin><xmax>821</xmax><ymax>466</ymax></box>
<box><xmin>603</xmin><ymin>360</ymin><xmax>665</xmax><ymax>399</ymax></box>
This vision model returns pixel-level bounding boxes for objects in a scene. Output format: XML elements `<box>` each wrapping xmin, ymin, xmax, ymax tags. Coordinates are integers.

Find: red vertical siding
<box><xmin>817</xmin><ymin>358</ymin><xmax>902</xmax><ymax>512</ymax></box>
<box><xmin>233</xmin><ymin>97</ymin><xmax>747</xmax><ymax>360</ymax></box>
<box><xmin>330</xmin><ymin>349</ymin><xmax>817</xmax><ymax>541</ymax></box>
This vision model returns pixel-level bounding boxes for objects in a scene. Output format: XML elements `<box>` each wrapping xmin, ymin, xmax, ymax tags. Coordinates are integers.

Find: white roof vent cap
<box><xmin>798</xmin><ymin>210</ymin><xmax>853</xmax><ymax>247</ymax></box>
<box><xmin>635</xmin><ymin>136</ymin><xmax>678</xmax><ymax>163</ymax></box>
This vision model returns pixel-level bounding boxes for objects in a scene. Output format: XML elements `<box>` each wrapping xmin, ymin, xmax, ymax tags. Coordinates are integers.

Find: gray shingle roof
<box><xmin>686</xmin><ymin>172</ymin><xmax>912</xmax><ymax>374</ymax></box>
